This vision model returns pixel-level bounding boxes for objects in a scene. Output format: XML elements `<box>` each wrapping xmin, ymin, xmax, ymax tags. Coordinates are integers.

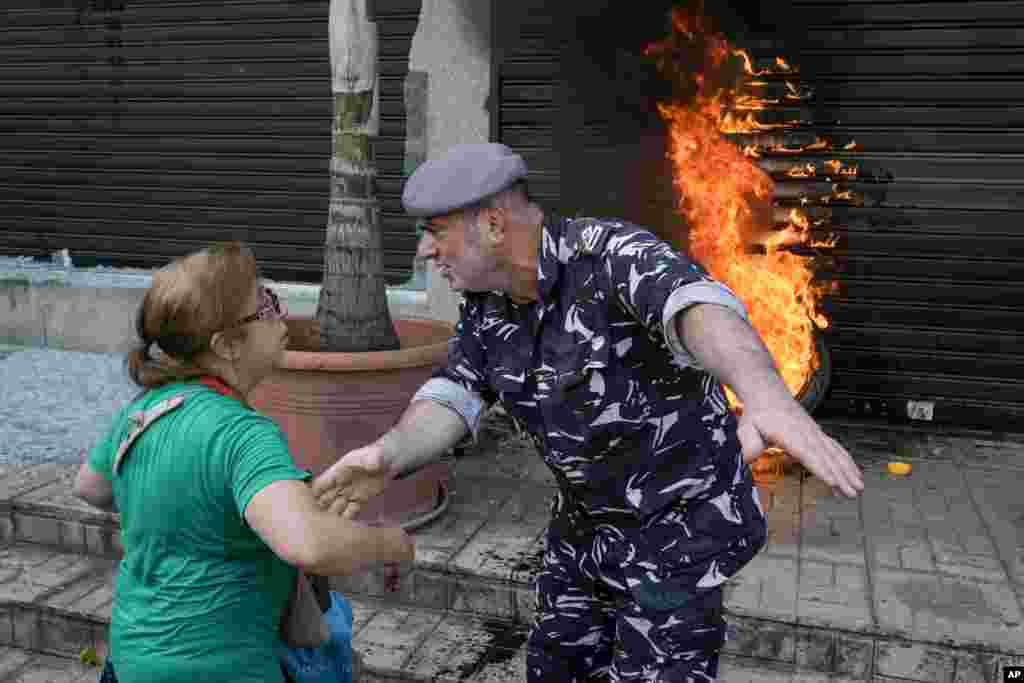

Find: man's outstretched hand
<box><xmin>738</xmin><ymin>397</ymin><xmax>864</xmax><ymax>498</ymax></box>
<box><xmin>312</xmin><ymin>444</ymin><xmax>393</xmax><ymax>519</ymax></box>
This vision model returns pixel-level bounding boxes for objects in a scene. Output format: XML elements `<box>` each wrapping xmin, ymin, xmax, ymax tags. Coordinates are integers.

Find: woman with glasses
<box><xmin>72</xmin><ymin>242</ymin><xmax>413</xmax><ymax>683</ymax></box>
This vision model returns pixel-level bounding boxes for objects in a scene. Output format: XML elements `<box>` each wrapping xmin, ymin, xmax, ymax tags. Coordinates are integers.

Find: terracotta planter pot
<box><xmin>248</xmin><ymin>317</ymin><xmax>454</xmax><ymax>526</ymax></box>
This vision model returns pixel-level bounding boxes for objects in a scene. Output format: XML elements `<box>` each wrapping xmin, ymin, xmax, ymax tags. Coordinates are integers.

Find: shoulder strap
<box><xmin>112</xmin><ymin>393</ymin><xmax>190</xmax><ymax>476</ymax></box>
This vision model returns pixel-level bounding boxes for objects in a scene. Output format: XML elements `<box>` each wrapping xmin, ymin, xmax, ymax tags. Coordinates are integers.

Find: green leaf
<box><xmin>79</xmin><ymin>646</ymin><xmax>100</xmax><ymax>667</ymax></box>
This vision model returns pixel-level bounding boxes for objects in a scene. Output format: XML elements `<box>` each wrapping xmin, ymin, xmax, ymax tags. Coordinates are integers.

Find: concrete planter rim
<box><xmin>278</xmin><ymin>317</ymin><xmax>454</xmax><ymax>372</ymax></box>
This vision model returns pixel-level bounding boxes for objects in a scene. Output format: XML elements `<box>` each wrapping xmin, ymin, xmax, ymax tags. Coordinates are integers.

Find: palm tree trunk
<box><xmin>316</xmin><ymin>0</ymin><xmax>400</xmax><ymax>353</ymax></box>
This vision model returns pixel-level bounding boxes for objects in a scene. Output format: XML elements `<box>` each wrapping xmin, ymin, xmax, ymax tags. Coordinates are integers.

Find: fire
<box><xmin>719</xmin><ymin>111</ymin><xmax>789</xmax><ymax>134</ymax></box>
<box><xmin>824</xmin><ymin>159</ymin><xmax>859</xmax><ymax>177</ymax></box>
<box><xmin>788</xmin><ymin>208</ymin><xmax>809</xmax><ymax>229</ymax></box>
<box><xmin>786</xmin><ymin>163</ymin><xmax>816</xmax><ymax>178</ymax></box>
<box><xmin>732</xmin><ymin>49</ymin><xmax>796</xmax><ymax>77</ymax></box>
<box><xmin>646</xmin><ymin>7</ymin><xmax>835</xmax><ymax>405</ymax></box>
<box><xmin>735</xmin><ymin>94</ymin><xmax>779</xmax><ymax>109</ymax></box>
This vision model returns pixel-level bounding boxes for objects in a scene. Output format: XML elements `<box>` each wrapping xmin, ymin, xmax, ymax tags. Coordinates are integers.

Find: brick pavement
<box><xmin>1</xmin><ymin>412</ymin><xmax>1023</xmax><ymax>681</ymax></box>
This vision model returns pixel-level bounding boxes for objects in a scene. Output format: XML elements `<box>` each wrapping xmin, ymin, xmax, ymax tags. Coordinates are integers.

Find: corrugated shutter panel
<box><xmin>791</xmin><ymin>0</ymin><xmax>1024</xmax><ymax>428</ymax></box>
<box><xmin>492</xmin><ymin>0</ymin><xmax>561</xmax><ymax>212</ymax></box>
<box><xmin>495</xmin><ymin>2</ymin><xmax>687</xmax><ymax>239</ymax></box>
<box><xmin>0</xmin><ymin>0</ymin><xmax>418</xmax><ymax>284</ymax></box>
<box><xmin>493</xmin><ymin>2</ymin><xmax>1023</xmax><ymax>430</ymax></box>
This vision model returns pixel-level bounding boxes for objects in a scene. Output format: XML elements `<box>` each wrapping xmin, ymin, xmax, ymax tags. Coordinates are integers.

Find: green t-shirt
<box><xmin>88</xmin><ymin>381</ymin><xmax>312</xmax><ymax>683</ymax></box>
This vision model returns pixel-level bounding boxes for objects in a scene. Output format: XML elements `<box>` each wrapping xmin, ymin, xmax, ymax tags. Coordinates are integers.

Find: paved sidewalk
<box><xmin>448</xmin><ymin>414</ymin><xmax>1024</xmax><ymax>679</ymax></box>
<box><xmin>0</xmin><ymin>406</ymin><xmax>1022</xmax><ymax>681</ymax></box>
<box><xmin>0</xmin><ymin>645</ymin><xmax>97</xmax><ymax>682</ymax></box>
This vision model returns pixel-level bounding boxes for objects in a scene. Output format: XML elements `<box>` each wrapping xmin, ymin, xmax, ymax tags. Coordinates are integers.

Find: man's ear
<box><xmin>209</xmin><ymin>331</ymin><xmax>240</xmax><ymax>362</ymax></box>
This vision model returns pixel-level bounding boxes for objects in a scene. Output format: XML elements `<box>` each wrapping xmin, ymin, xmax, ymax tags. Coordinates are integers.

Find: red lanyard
<box><xmin>197</xmin><ymin>375</ymin><xmax>243</xmax><ymax>403</ymax></box>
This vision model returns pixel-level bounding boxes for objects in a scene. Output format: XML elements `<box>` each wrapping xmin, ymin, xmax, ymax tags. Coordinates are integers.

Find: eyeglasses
<box><xmin>232</xmin><ymin>285</ymin><xmax>287</xmax><ymax>327</ymax></box>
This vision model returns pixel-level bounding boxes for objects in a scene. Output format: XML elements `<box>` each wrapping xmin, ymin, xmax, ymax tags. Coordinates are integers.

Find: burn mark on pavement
<box><xmin>890</xmin><ymin>578</ymin><xmax>1004</xmax><ymax>624</ymax></box>
<box><xmin>431</xmin><ymin>618</ymin><xmax>529</xmax><ymax>681</ymax></box>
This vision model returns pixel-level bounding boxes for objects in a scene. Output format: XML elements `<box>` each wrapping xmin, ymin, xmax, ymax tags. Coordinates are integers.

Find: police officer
<box><xmin>313</xmin><ymin>143</ymin><xmax>864</xmax><ymax>682</ymax></box>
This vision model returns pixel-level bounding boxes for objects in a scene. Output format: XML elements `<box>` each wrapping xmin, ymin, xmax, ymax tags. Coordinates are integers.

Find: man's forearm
<box><xmin>375</xmin><ymin>399</ymin><xmax>470</xmax><ymax>478</ymax></box>
<box><xmin>677</xmin><ymin>303</ymin><xmax>792</xmax><ymax>406</ymax></box>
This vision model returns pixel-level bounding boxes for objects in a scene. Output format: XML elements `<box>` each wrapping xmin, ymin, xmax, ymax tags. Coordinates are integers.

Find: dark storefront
<box><xmin>493</xmin><ymin>0</ymin><xmax>1024</xmax><ymax>430</ymax></box>
<box><xmin>2</xmin><ymin>0</ymin><xmax>1022</xmax><ymax>430</ymax></box>
<box><xmin>0</xmin><ymin>0</ymin><xmax>421</xmax><ymax>284</ymax></box>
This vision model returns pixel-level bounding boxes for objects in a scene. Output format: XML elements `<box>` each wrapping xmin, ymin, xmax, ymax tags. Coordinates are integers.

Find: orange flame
<box><xmin>769</xmin><ymin>145</ymin><xmax>809</xmax><ymax>155</ymax></box>
<box><xmin>648</xmin><ymin>7</ymin><xmax>832</xmax><ymax>403</ymax></box>
<box><xmin>810</xmin><ymin>234</ymin><xmax>839</xmax><ymax>249</ymax></box>
<box><xmin>824</xmin><ymin>159</ymin><xmax>859</xmax><ymax>178</ymax></box>
<box><xmin>786</xmin><ymin>163</ymin><xmax>817</xmax><ymax>178</ymax></box>
<box><xmin>788</xmin><ymin>208</ymin><xmax>810</xmax><ymax>229</ymax></box>
<box><xmin>719</xmin><ymin>111</ymin><xmax>791</xmax><ymax>134</ymax></box>
<box><xmin>733</xmin><ymin>50</ymin><xmax>797</xmax><ymax>76</ymax></box>
<box><xmin>735</xmin><ymin>95</ymin><xmax>778</xmax><ymax>109</ymax></box>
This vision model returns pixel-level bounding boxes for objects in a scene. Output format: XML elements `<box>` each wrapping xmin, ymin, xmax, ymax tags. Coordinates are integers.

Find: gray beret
<box><xmin>402</xmin><ymin>143</ymin><xmax>528</xmax><ymax>218</ymax></box>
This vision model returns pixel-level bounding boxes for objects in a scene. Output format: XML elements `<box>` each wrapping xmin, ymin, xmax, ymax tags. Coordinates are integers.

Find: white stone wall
<box><xmin>0</xmin><ymin>271</ymin><xmax>429</xmax><ymax>353</ymax></box>
<box><xmin>408</xmin><ymin>0</ymin><xmax>492</xmax><ymax>324</ymax></box>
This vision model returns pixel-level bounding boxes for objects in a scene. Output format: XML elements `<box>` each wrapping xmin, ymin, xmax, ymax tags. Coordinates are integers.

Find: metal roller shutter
<box><xmin>791</xmin><ymin>0</ymin><xmax>1024</xmax><ymax>429</ymax></box>
<box><xmin>493</xmin><ymin>1</ymin><xmax>1024</xmax><ymax>430</ymax></box>
<box><xmin>370</xmin><ymin>0</ymin><xmax>420</xmax><ymax>282</ymax></box>
<box><xmin>491</xmin><ymin>0</ymin><xmax>562</xmax><ymax>213</ymax></box>
<box><xmin>0</xmin><ymin>0</ymin><xmax>419</xmax><ymax>284</ymax></box>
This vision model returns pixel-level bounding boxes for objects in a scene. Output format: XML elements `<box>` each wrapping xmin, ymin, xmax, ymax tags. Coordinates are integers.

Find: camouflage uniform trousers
<box><xmin>526</xmin><ymin>464</ymin><xmax>767</xmax><ymax>683</ymax></box>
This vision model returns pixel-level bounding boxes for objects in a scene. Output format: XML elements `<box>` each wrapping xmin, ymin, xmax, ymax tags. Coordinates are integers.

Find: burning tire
<box><xmin>795</xmin><ymin>331</ymin><xmax>831</xmax><ymax>415</ymax></box>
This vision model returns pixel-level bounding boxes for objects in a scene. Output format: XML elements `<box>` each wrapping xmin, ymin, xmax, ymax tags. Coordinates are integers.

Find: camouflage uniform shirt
<box><xmin>415</xmin><ymin>216</ymin><xmax>751</xmax><ymax>518</ymax></box>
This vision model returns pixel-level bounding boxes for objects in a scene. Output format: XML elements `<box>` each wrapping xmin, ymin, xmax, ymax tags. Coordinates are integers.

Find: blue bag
<box><xmin>281</xmin><ymin>591</ymin><xmax>356</xmax><ymax>683</ymax></box>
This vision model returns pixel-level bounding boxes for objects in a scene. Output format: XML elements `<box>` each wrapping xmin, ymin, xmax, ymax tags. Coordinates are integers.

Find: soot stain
<box><xmin>892</xmin><ymin>579</ymin><xmax>1003</xmax><ymax>623</ymax></box>
<box><xmin>429</xmin><ymin>619</ymin><xmax>529</xmax><ymax>681</ymax></box>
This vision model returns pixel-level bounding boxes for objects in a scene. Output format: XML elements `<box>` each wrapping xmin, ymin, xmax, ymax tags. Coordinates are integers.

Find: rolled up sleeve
<box><xmin>418</xmin><ymin>296</ymin><xmax>495</xmax><ymax>440</ymax></box>
<box><xmin>412</xmin><ymin>377</ymin><xmax>486</xmax><ymax>439</ymax></box>
<box><xmin>604</xmin><ymin>226</ymin><xmax>748</xmax><ymax>369</ymax></box>
<box><xmin>662</xmin><ymin>280</ymin><xmax>749</xmax><ymax>370</ymax></box>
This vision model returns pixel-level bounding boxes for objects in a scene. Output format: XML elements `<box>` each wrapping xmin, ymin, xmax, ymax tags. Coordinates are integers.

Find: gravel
<box><xmin>0</xmin><ymin>349</ymin><xmax>140</xmax><ymax>464</ymax></box>
<box><xmin>0</xmin><ymin>255</ymin><xmax>155</xmax><ymax>288</ymax></box>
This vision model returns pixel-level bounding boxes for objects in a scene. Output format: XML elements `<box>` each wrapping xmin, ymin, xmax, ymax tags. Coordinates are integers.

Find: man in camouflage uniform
<box><xmin>313</xmin><ymin>144</ymin><xmax>864</xmax><ymax>682</ymax></box>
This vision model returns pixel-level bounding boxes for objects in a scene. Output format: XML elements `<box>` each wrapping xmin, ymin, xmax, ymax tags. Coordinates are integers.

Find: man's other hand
<box><xmin>312</xmin><ymin>444</ymin><xmax>393</xmax><ymax>519</ymax></box>
<box><xmin>738</xmin><ymin>398</ymin><xmax>864</xmax><ymax>498</ymax></box>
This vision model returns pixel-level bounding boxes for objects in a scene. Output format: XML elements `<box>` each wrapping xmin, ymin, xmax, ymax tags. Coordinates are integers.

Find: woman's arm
<box><xmin>244</xmin><ymin>479</ymin><xmax>413</xmax><ymax>576</ymax></box>
<box><xmin>72</xmin><ymin>456</ymin><xmax>118</xmax><ymax>513</ymax></box>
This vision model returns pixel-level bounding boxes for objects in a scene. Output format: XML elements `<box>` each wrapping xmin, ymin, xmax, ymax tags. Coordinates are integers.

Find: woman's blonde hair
<box><xmin>127</xmin><ymin>242</ymin><xmax>260</xmax><ymax>389</ymax></box>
